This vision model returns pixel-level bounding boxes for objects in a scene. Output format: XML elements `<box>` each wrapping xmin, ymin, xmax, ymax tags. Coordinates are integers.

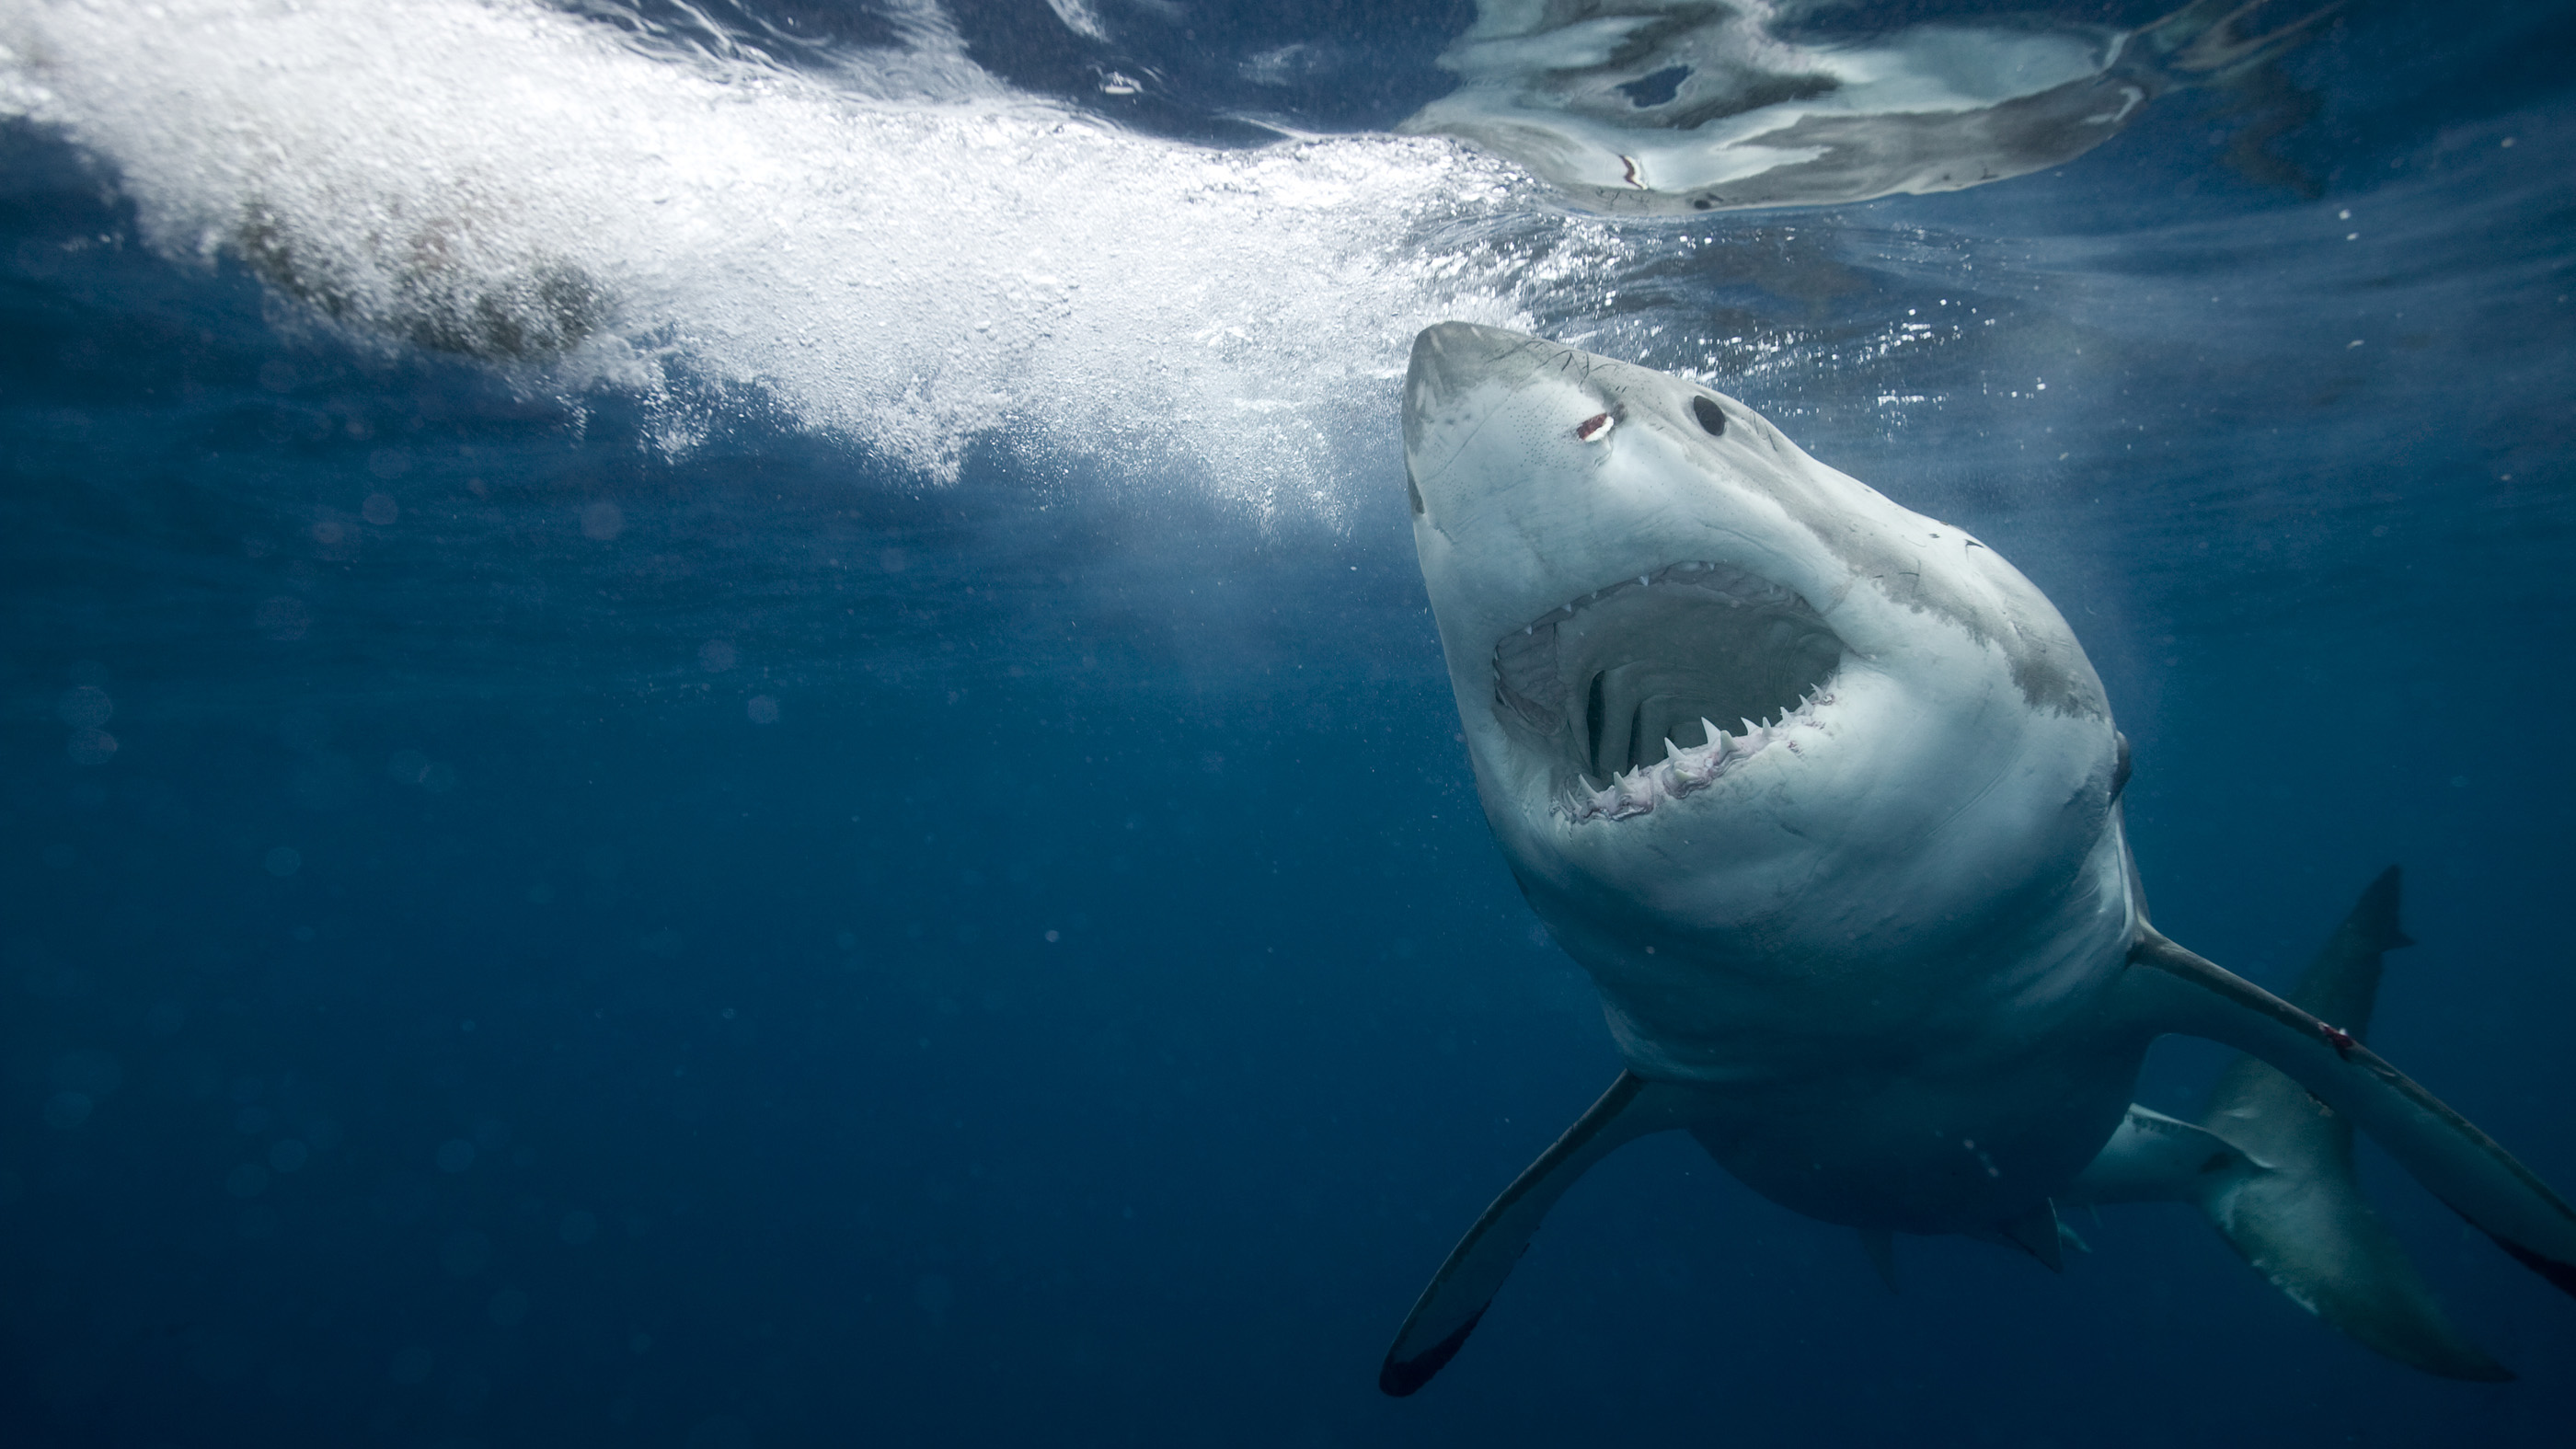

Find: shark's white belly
<box><xmin>1532</xmin><ymin>823</ymin><xmax>2143</xmax><ymax>1231</ymax></box>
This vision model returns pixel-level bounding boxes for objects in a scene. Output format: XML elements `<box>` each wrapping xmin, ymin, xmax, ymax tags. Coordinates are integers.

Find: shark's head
<box><xmin>1404</xmin><ymin>324</ymin><xmax>2123</xmax><ymax>994</ymax></box>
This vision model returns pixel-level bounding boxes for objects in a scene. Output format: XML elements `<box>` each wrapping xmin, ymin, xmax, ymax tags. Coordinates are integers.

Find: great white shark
<box><xmin>1381</xmin><ymin>322</ymin><xmax>2576</xmax><ymax>1395</ymax></box>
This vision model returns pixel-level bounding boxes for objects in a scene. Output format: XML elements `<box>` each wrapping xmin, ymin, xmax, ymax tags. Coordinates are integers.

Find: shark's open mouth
<box><xmin>1491</xmin><ymin>561</ymin><xmax>1843</xmax><ymax>822</ymax></box>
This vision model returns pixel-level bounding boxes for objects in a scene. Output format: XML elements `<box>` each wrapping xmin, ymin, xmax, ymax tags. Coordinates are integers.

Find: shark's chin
<box><xmin>1484</xmin><ymin>559</ymin><xmax>1846</xmax><ymax>824</ymax></box>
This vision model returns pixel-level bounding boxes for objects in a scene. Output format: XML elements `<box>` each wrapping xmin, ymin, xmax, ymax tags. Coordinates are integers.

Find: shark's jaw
<box><xmin>1490</xmin><ymin>558</ymin><xmax>1843</xmax><ymax>823</ymax></box>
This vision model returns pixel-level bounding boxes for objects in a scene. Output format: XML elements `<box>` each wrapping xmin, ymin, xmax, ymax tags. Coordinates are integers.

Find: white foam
<box><xmin>0</xmin><ymin>0</ymin><xmax>1625</xmax><ymax>515</ymax></box>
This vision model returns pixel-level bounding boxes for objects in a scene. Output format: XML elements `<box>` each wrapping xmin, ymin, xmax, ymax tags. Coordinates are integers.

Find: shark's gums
<box><xmin>1380</xmin><ymin>323</ymin><xmax>2576</xmax><ymax>1396</ymax></box>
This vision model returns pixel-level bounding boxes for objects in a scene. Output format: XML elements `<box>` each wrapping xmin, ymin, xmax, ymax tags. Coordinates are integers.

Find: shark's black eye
<box><xmin>1692</xmin><ymin>396</ymin><xmax>1727</xmax><ymax>437</ymax></box>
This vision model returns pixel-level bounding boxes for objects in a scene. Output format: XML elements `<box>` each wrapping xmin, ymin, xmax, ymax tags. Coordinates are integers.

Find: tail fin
<box><xmin>2191</xmin><ymin>867</ymin><xmax>2508</xmax><ymax>1380</ymax></box>
<box><xmin>2123</xmin><ymin>867</ymin><xmax>2507</xmax><ymax>1380</ymax></box>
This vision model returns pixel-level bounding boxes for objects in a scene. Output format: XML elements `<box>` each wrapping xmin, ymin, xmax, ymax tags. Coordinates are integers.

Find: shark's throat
<box><xmin>1489</xmin><ymin>560</ymin><xmax>1845</xmax><ymax>823</ymax></box>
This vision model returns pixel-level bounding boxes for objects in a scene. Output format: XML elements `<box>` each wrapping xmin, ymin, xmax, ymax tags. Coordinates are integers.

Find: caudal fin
<box><xmin>2194</xmin><ymin>867</ymin><xmax>2509</xmax><ymax>1380</ymax></box>
<box><xmin>2127</xmin><ymin>867</ymin><xmax>2559</xmax><ymax>1379</ymax></box>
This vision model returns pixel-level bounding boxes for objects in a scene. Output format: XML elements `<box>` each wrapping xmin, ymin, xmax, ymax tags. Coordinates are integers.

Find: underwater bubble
<box><xmin>65</xmin><ymin>729</ymin><xmax>118</xmax><ymax>765</ymax></box>
<box><xmin>56</xmin><ymin>685</ymin><xmax>113</xmax><ymax>728</ymax></box>
<box><xmin>253</xmin><ymin>597</ymin><xmax>310</xmax><ymax>641</ymax></box>
<box><xmin>488</xmin><ymin>1287</ymin><xmax>531</xmax><ymax>1327</ymax></box>
<box><xmin>51</xmin><ymin>1050</ymin><xmax>121</xmax><ymax>1098</ymax></box>
<box><xmin>361</xmin><ymin>491</ymin><xmax>400</xmax><ymax>524</ymax></box>
<box><xmin>435</xmin><ymin>1139</ymin><xmax>477</xmax><ymax>1173</ymax></box>
<box><xmin>697</xmin><ymin>639</ymin><xmax>737</xmax><ymax>673</ymax></box>
<box><xmin>277</xmin><ymin>708</ymin><xmax>332</xmax><ymax>753</ymax></box>
<box><xmin>388</xmin><ymin>1345</ymin><xmax>434</xmax><ymax>1386</ymax></box>
<box><xmin>263</xmin><ymin>845</ymin><xmax>302</xmax><ymax>877</ymax></box>
<box><xmin>745</xmin><ymin>696</ymin><xmax>779</xmax><ymax>725</ymax></box>
<box><xmin>914</xmin><ymin>1273</ymin><xmax>954</xmax><ymax>1322</ymax></box>
<box><xmin>441</xmin><ymin>1229</ymin><xmax>491</xmax><ymax>1277</ymax></box>
<box><xmin>0</xmin><ymin>0</ymin><xmax>1567</xmax><ymax>507</ymax></box>
<box><xmin>42</xmin><ymin>1091</ymin><xmax>94</xmax><ymax>1130</ymax></box>
<box><xmin>580</xmin><ymin>501</ymin><xmax>625</xmax><ymax>541</ymax></box>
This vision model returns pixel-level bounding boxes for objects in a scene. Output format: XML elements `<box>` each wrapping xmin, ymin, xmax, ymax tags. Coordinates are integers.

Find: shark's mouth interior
<box><xmin>1492</xmin><ymin>561</ymin><xmax>1843</xmax><ymax>822</ymax></box>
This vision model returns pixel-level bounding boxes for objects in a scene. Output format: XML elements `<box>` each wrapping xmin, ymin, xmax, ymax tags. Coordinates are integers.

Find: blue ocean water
<box><xmin>2</xmin><ymin>1</ymin><xmax>2571</xmax><ymax>1443</ymax></box>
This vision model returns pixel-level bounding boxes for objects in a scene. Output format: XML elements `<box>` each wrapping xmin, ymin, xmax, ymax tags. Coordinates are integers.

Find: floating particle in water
<box><xmin>43</xmin><ymin>1091</ymin><xmax>93</xmax><ymax>1131</ymax></box>
<box><xmin>269</xmin><ymin>1139</ymin><xmax>309</xmax><ymax>1173</ymax></box>
<box><xmin>225</xmin><ymin>1163</ymin><xmax>269</xmax><ymax>1199</ymax></box>
<box><xmin>580</xmin><ymin>500</ymin><xmax>624</xmax><ymax>540</ymax></box>
<box><xmin>745</xmin><ymin>695</ymin><xmax>780</xmax><ymax>724</ymax></box>
<box><xmin>435</xmin><ymin>1138</ymin><xmax>477</xmax><ymax>1173</ymax></box>
<box><xmin>263</xmin><ymin>845</ymin><xmax>302</xmax><ymax>877</ymax></box>
<box><xmin>489</xmin><ymin>1287</ymin><xmax>531</xmax><ymax>1327</ymax></box>
<box><xmin>279</xmin><ymin>708</ymin><xmax>331</xmax><ymax>753</ymax></box>
<box><xmin>58</xmin><ymin>685</ymin><xmax>112</xmax><ymax>728</ymax></box>
<box><xmin>388</xmin><ymin>1345</ymin><xmax>433</xmax><ymax>1386</ymax></box>
<box><xmin>558</xmin><ymin>1209</ymin><xmax>598</xmax><ymax>1245</ymax></box>
<box><xmin>254</xmin><ymin>597</ymin><xmax>311</xmax><ymax>641</ymax></box>
<box><xmin>361</xmin><ymin>492</ymin><xmax>399</xmax><ymax>524</ymax></box>
<box><xmin>698</xmin><ymin>639</ymin><xmax>737</xmax><ymax>673</ymax></box>
<box><xmin>441</xmin><ymin>1229</ymin><xmax>490</xmax><ymax>1277</ymax></box>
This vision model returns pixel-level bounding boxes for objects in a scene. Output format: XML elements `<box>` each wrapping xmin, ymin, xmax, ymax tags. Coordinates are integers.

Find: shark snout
<box><xmin>1406</xmin><ymin>322</ymin><xmax>1541</xmax><ymax>402</ymax></box>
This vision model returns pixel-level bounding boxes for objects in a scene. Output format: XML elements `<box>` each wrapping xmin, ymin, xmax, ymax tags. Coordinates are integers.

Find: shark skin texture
<box><xmin>1378</xmin><ymin>323</ymin><xmax>2575</xmax><ymax>1397</ymax></box>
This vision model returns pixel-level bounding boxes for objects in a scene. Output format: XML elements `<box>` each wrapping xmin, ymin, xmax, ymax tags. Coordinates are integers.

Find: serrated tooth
<box><xmin>1741</xmin><ymin>719</ymin><xmax>1758</xmax><ymax>736</ymax></box>
<box><xmin>1662</xmin><ymin>737</ymin><xmax>1682</xmax><ymax>762</ymax></box>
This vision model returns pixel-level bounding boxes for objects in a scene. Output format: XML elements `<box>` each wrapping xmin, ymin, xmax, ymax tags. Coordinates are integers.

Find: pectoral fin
<box><xmin>1380</xmin><ymin>1072</ymin><xmax>1701</xmax><ymax>1397</ymax></box>
<box><xmin>2122</xmin><ymin>926</ymin><xmax>2576</xmax><ymax>1310</ymax></box>
<box><xmin>2064</xmin><ymin>1105</ymin><xmax>2257</xmax><ymax>1208</ymax></box>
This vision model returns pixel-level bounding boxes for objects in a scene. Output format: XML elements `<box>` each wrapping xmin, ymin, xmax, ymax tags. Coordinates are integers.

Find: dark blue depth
<box><xmin>4</xmin><ymin>3</ymin><xmax>2575</xmax><ymax>1446</ymax></box>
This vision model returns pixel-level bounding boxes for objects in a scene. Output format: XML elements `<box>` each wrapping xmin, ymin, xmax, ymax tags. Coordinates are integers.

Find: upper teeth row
<box><xmin>1562</xmin><ymin>690</ymin><xmax>1833</xmax><ymax>824</ymax></box>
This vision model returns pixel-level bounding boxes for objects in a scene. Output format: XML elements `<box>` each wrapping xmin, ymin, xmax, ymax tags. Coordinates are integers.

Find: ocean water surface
<box><xmin>2</xmin><ymin>1</ymin><xmax>2572</xmax><ymax>1443</ymax></box>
